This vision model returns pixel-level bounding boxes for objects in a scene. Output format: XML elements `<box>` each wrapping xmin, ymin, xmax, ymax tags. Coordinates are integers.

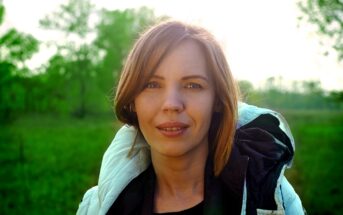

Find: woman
<box><xmin>77</xmin><ymin>20</ymin><xmax>304</xmax><ymax>215</ymax></box>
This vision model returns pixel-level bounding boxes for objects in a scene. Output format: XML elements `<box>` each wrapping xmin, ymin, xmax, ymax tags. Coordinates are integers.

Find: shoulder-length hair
<box><xmin>115</xmin><ymin>20</ymin><xmax>238</xmax><ymax>176</ymax></box>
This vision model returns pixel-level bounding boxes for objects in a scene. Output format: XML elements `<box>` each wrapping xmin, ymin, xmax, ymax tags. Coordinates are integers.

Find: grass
<box><xmin>0</xmin><ymin>114</ymin><xmax>120</xmax><ymax>215</ymax></box>
<box><xmin>0</xmin><ymin>110</ymin><xmax>342</xmax><ymax>214</ymax></box>
<box><xmin>283</xmin><ymin>110</ymin><xmax>343</xmax><ymax>215</ymax></box>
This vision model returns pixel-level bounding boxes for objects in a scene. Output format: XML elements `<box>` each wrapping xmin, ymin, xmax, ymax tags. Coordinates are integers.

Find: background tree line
<box><xmin>239</xmin><ymin>77</ymin><xmax>343</xmax><ymax>110</ymax></box>
<box><xmin>0</xmin><ymin>0</ymin><xmax>159</xmax><ymax>123</ymax></box>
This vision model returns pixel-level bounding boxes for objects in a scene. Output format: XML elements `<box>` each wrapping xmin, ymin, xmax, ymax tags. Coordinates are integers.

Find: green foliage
<box><xmin>238</xmin><ymin>79</ymin><xmax>343</xmax><ymax>110</ymax></box>
<box><xmin>0</xmin><ymin>4</ymin><xmax>39</xmax><ymax>123</ymax></box>
<box><xmin>36</xmin><ymin>3</ymin><xmax>159</xmax><ymax>118</ymax></box>
<box><xmin>0</xmin><ymin>3</ymin><xmax>4</xmax><ymax>25</ymax></box>
<box><xmin>298</xmin><ymin>0</ymin><xmax>343</xmax><ymax>61</ymax></box>
<box><xmin>0</xmin><ymin>2</ymin><xmax>159</xmax><ymax>122</ymax></box>
<box><xmin>329</xmin><ymin>90</ymin><xmax>343</xmax><ymax>103</ymax></box>
<box><xmin>0</xmin><ymin>3</ymin><xmax>39</xmax><ymax>67</ymax></box>
<box><xmin>0</xmin><ymin>115</ymin><xmax>119</xmax><ymax>214</ymax></box>
<box><xmin>238</xmin><ymin>80</ymin><xmax>254</xmax><ymax>101</ymax></box>
<box><xmin>95</xmin><ymin>7</ymin><xmax>157</xmax><ymax>93</ymax></box>
<box><xmin>39</xmin><ymin>0</ymin><xmax>104</xmax><ymax>118</ymax></box>
<box><xmin>40</xmin><ymin>0</ymin><xmax>94</xmax><ymax>38</ymax></box>
<box><xmin>0</xmin><ymin>29</ymin><xmax>39</xmax><ymax>65</ymax></box>
<box><xmin>0</xmin><ymin>63</ymin><xmax>26</xmax><ymax>121</ymax></box>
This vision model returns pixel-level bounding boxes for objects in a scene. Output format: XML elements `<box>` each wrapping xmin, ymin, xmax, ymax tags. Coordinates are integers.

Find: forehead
<box><xmin>154</xmin><ymin>40</ymin><xmax>210</xmax><ymax>79</ymax></box>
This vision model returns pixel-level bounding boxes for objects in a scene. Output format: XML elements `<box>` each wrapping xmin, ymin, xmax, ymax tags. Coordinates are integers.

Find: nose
<box><xmin>162</xmin><ymin>88</ymin><xmax>184</xmax><ymax>113</ymax></box>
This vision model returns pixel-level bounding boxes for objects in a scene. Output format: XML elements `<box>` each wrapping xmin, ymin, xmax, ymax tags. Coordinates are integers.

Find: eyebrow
<box><xmin>151</xmin><ymin>75</ymin><xmax>209</xmax><ymax>82</ymax></box>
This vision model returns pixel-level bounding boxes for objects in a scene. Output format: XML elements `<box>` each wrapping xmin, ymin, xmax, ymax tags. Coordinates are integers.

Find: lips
<box><xmin>156</xmin><ymin>122</ymin><xmax>189</xmax><ymax>137</ymax></box>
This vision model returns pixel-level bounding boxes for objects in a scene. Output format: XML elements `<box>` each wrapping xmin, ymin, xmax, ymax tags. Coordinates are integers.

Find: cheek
<box><xmin>192</xmin><ymin>92</ymin><xmax>215</xmax><ymax>113</ymax></box>
<box><xmin>134</xmin><ymin>95</ymin><xmax>158</xmax><ymax>124</ymax></box>
<box><xmin>189</xmin><ymin>94</ymin><xmax>215</xmax><ymax>126</ymax></box>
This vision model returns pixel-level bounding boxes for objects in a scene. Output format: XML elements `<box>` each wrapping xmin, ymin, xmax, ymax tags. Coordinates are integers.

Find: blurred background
<box><xmin>0</xmin><ymin>0</ymin><xmax>342</xmax><ymax>214</ymax></box>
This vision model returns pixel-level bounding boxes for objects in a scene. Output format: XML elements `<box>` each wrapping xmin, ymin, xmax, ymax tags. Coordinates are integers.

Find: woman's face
<box><xmin>134</xmin><ymin>40</ymin><xmax>216</xmax><ymax>159</ymax></box>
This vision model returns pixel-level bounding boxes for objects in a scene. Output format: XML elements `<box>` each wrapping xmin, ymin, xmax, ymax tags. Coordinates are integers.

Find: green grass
<box><xmin>283</xmin><ymin>110</ymin><xmax>343</xmax><ymax>215</ymax></box>
<box><xmin>0</xmin><ymin>114</ymin><xmax>120</xmax><ymax>215</ymax></box>
<box><xmin>0</xmin><ymin>111</ymin><xmax>342</xmax><ymax>214</ymax></box>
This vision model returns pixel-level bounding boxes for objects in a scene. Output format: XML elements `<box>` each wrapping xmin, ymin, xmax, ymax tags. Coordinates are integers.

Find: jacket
<box><xmin>76</xmin><ymin>103</ymin><xmax>304</xmax><ymax>215</ymax></box>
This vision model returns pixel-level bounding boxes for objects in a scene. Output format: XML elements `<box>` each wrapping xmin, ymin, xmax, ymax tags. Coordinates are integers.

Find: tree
<box><xmin>94</xmin><ymin>7</ymin><xmax>158</xmax><ymax>93</ymax></box>
<box><xmin>298</xmin><ymin>0</ymin><xmax>343</xmax><ymax>61</ymax></box>
<box><xmin>39</xmin><ymin>0</ymin><xmax>164</xmax><ymax>117</ymax></box>
<box><xmin>0</xmin><ymin>29</ymin><xmax>38</xmax><ymax>69</ymax></box>
<box><xmin>0</xmin><ymin>3</ymin><xmax>39</xmax><ymax>122</ymax></box>
<box><xmin>40</xmin><ymin>0</ymin><xmax>100</xmax><ymax>117</ymax></box>
<box><xmin>39</xmin><ymin>0</ymin><xmax>94</xmax><ymax>39</ymax></box>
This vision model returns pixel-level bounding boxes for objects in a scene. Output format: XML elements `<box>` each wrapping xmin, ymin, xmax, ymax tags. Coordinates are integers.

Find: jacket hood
<box><xmin>238</xmin><ymin>103</ymin><xmax>295</xmax><ymax>167</ymax></box>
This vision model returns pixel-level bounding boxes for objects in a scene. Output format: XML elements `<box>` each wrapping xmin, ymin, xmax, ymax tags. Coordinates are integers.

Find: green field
<box><xmin>1</xmin><ymin>111</ymin><xmax>342</xmax><ymax>214</ymax></box>
<box><xmin>0</xmin><ymin>114</ymin><xmax>119</xmax><ymax>214</ymax></box>
<box><xmin>283</xmin><ymin>110</ymin><xmax>343</xmax><ymax>215</ymax></box>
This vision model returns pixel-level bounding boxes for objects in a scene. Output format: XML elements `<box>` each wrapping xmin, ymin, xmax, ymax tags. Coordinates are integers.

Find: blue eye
<box><xmin>145</xmin><ymin>81</ymin><xmax>160</xmax><ymax>89</ymax></box>
<box><xmin>185</xmin><ymin>83</ymin><xmax>202</xmax><ymax>89</ymax></box>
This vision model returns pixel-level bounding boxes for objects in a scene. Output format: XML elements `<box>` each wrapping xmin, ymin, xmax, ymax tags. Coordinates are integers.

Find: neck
<box><xmin>151</xmin><ymin>145</ymin><xmax>208</xmax><ymax>213</ymax></box>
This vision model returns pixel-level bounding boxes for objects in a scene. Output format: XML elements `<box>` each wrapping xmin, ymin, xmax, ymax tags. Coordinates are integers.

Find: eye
<box><xmin>144</xmin><ymin>81</ymin><xmax>160</xmax><ymax>89</ymax></box>
<box><xmin>185</xmin><ymin>82</ymin><xmax>203</xmax><ymax>89</ymax></box>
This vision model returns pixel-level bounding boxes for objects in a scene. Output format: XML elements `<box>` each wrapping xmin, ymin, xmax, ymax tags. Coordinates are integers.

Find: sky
<box><xmin>2</xmin><ymin>0</ymin><xmax>343</xmax><ymax>91</ymax></box>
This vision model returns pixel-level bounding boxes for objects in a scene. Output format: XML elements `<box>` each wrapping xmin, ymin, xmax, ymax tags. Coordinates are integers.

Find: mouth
<box><xmin>159</xmin><ymin>127</ymin><xmax>184</xmax><ymax>131</ymax></box>
<box><xmin>156</xmin><ymin>122</ymin><xmax>189</xmax><ymax>137</ymax></box>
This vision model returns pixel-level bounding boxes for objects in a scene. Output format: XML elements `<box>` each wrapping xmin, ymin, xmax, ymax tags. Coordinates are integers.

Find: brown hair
<box><xmin>115</xmin><ymin>20</ymin><xmax>238</xmax><ymax>176</ymax></box>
